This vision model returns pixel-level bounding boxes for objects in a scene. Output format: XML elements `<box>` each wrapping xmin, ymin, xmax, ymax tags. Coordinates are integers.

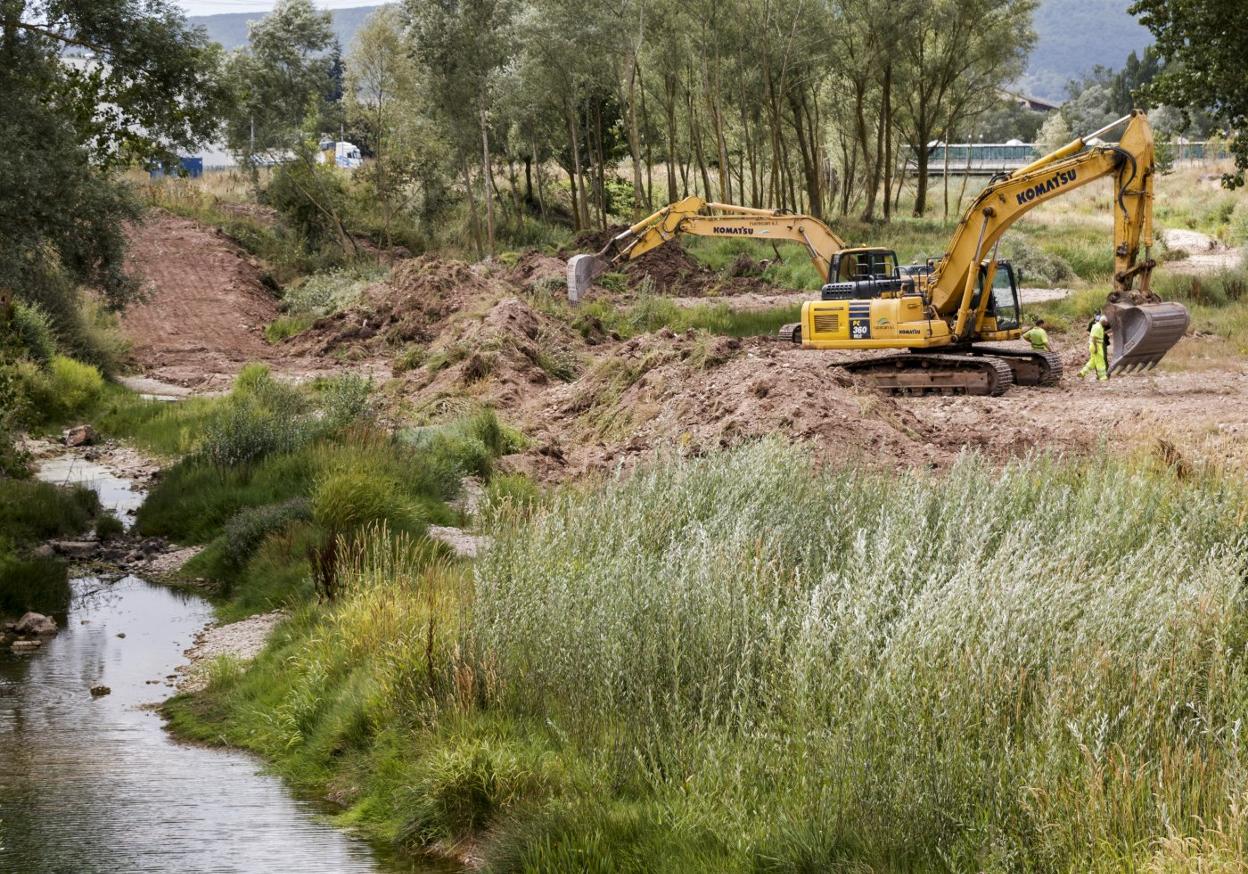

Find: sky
<box><xmin>176</xmin><ymin>0</ymin><xmax>379</xmax><ymax>15</ymax></box>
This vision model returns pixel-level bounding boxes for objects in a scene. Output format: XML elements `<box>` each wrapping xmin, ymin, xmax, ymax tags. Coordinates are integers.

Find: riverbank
<box><xmin>159</xmin><ymin>440</ymin><xmax>1248</xmax><ymax>872</ymax></box>
<box><xmin>0</xmin><ymin>433</ymin><xmax>398</xmax><ymax>872</ymax></box>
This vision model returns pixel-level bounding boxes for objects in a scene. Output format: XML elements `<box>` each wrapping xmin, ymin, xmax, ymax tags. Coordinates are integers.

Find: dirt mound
<box><xmin>401</xmin><ymin>296</ymin><xmax>588</xmax><ymax>410</ymax></box>
<box><xmin>298</xmin><ymin>256</ymin><xmax>503</xmax><ymax>357</ymax></box>
<box><xmin>500</xmin><ymin>334</ymin><xmax>939</xmax><ymax>480</ymax></box>
<box><xmin>121</xmin><ymin>211</ymin><xmax>285</xmax><ymax>387</ymax></box>
<box><xmin>507</xmin><ymin>252</ymin><xmax>568</xmax><ymax>291</ymax></box>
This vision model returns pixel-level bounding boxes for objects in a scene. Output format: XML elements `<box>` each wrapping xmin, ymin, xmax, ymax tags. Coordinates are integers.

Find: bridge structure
<box><xmin>915</xmin><ymin>143</ymin><xmax>1039</xmax><ymax>177</ymax></box>
<box><xmin>913</xmin><ymin>140</ymin><xmax>1232</xmax><ymax>177</ymax></box>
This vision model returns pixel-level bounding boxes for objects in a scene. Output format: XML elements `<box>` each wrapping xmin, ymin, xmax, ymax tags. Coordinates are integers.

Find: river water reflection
<box><xmin>0</xmin><ymin>456</ymin><xmax>395</xmax><ymax>873</ymax></box>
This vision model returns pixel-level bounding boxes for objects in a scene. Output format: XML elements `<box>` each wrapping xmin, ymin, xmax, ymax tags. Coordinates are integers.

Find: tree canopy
<box><xmin>221</xmin><ymin>0</ymin><xmax>340</xmax><ymax>158</ymax></box>
<box><xmin>1130</xmin><ymin>0</ymin><xmax>1248</xmax><ymax>187</ymax></box>
<box><xmin>0</xmin><ymin>0</ymin><xmax>224</xmax><ymax>351</ymax></box>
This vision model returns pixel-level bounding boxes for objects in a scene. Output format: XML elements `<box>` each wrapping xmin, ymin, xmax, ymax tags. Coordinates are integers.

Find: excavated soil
<box><xmin>122</xmin><ymin>211</ymin><xmax>283</xmax><ymax>387</ymax></box>
<box><xmin>295</xmin><ymin>256</ymin><xmax>506</xmax><ymax>358</ymax></box>
<box><xmin>563</xmin><ymin>226</ymin><xmax>771</xmax><ymax>297</ymax></box>
<box><xmin>119</xmin><ymin>210</ymin><xmax>1248</xmax><ymax>481</ymax></box>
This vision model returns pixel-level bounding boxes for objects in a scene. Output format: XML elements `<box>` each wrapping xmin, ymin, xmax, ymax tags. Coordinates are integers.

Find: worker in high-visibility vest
<box><xmin>1021</xmin><ymin>318</ymin><xmax>1050</xmax><ymax>351</ymax></box>
<box><xmin>1078</xmin><ymin>314</ymin><xmax>1108</xmax><ymax>380</ymax></box>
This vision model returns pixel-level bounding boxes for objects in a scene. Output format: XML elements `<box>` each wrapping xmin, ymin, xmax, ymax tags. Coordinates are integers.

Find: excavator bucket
<box><xmin>566</xmin><ymin>254</ymin><xmax>609</xmax><ymax>303</ymax></box>
<box><xmin>1105</xmin><ymin>302</ymin><xmax>1190</xmax><ymax>374</ymax></box>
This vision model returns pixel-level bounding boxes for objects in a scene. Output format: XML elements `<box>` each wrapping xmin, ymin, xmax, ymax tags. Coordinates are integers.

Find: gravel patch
<box><xmin>177</xmin><ymin>611</ymin><xmax>285</xmax><ymax>694</ymax></box>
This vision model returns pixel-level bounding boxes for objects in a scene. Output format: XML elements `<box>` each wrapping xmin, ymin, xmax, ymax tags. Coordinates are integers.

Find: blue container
<box><xmin>149</xmin><ymin>156</ymin><xmax>203</xmax><ymax>179</ymax></box>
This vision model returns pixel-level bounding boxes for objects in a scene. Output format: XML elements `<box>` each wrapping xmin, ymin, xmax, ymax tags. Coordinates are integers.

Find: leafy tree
<box><xmin>1130</xmin><ymin>0</ymin><xmax>1248</xmax><ymax>187</ymax></box>
<box><xmin>894</xmin><ymin>0</ymin><xmax>1036</xmax><ymax>216</ymax></box>
<box><xmin>1036</xmin><ymin>111</ymin><xmax>1072</xmax><ymax>154</ymax></box>
<box><xmin>406</xmin><ymin>0</ymin><xmax>517</xmax><ymax>255</ymax></box>
<box><xmin>345</xmin><ymin>6</ymin><xmax>425</xmax><ymax>246</ymax></box>
<box><xmin>976</xmin><ymin>99</ymin><xmax>1047</xmax><ymax>143</ymax></box>
<box><xmin>223</xmin><ymin>0</ymin><xmax>339</xmax><ymax>159</ymax></box>
<box><xmin>0</xmin><ymin>0</ymin><xmax>224</xmax><ymax>351</ymax></box>
<box><xmin>1059</xmin><ymin>81</ymin><xmax>1118</xmax><ymax>135</ymax></box>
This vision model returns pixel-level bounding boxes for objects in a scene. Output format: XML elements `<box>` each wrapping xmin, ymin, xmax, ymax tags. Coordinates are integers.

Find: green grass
<box><xmin>265</xmin><ymin>314</ymin><xmax>315</xmax><ymax>344</ymax></box>
<box><xmin>627</xmin><ymin>299</ymin><xmax>802</xmax><ymax>338</ymax></box>
<box><xmin>0</xmin><ymin>478</ymin><xmax>100</xmax><ymax>543</ymax></box>
<box><xmin>0</xmin><ymin>552</ymin><xmax>69</xmax><ymax>616</ymax></box>
<box><xmin>166</xmin><ymin>443</ymin><xmax>1248</xmax><ymax>871</ymax></box>
<box><xmin>118</xmin><ymin>366</ymin><xmax>519</xmax><ymax>616</ymax></box>
<box><xmin>0</xmin><ymin>477</ymin><xmax>100</xmax><ymax>617</ymax></box>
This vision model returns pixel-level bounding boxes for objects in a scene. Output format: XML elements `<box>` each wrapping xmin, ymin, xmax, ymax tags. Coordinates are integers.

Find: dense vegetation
<box><xmin>92</xmin><ymin>364</ymin><xmax>521</xmax><ymax>620</ymax></box>
<box><xmin>0</xmin><ymin>0</ymin><xmax>223</xmax><ymax>356</ymax></box>
<box><xmin>169</xmin><ymin>442</ymin><xmax>1248</xmax><ymax>870</ymax></box>
<box><xmin>0</xmin><ymin>310</ymin><xmax>109</xmax><ymax>617</ymax></box>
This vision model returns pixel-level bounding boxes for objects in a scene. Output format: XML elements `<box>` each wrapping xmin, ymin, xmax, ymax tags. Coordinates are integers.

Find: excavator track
<box><xmin>841</xmin><ymin>353</ymin><xmax>1015</xmax><ymax>396</ymax></box>
<box><xmin>968</xmin><ymin>346</ymin><xmax>1064</xmax><ymax>386</ymax></box>
<box><xmin>777</xmin><ymin>322</ymin><xmax>801</xmax><ymax>343</ymax></box>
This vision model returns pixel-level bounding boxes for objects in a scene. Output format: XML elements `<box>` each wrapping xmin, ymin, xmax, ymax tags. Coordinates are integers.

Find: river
<box><xmin>0</xmin><ymin>455</ymin><xmax>407</xmax><ymax>873</ymax></box>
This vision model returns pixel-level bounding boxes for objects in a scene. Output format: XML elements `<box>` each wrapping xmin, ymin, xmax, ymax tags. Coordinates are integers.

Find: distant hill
<box><xmin>188</xmin><ymin>4</ymin><xmax>386</xmax><ymax>53</ymax></box>
<box><xmin>188</xmin><ymin>0</ymin><xmax>1149</xmax><ymax>104</ymax></box>
<box><xmin>1020</xmin><ymin>0</ymin><xmax>1154</xmax><ymax>101</ymax></box>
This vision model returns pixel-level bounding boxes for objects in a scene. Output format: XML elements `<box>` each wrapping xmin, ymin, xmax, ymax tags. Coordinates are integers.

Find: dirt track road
<box><xmin>906</xmin><ymin>347</ymin><xmax>1248</xmax><ymax>467</ymax></box>
<box><xmin>121</xmin><ymin>211</ymin><xmax>388</xmax><ymax>390</ymax></box>
<box><xmin>122</xmin><ymin>211</ymin><xmax>285</xmax><ymax>388</ymax></box>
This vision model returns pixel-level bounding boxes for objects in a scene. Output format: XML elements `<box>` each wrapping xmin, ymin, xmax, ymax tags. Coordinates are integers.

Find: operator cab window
<box><xmin>989</xmin><ymin>264</ymin><xmax>1021</xmax><ymax>330</ymax></box>
<box><xmin>837</xmin><ymin>251</ymin><xmax>898</xmax><ymax>281</ymax></box>
<box><xmin>837</xmin><ymin>254</ymin><xmax>859</xmax><ymax>282</ymax></box>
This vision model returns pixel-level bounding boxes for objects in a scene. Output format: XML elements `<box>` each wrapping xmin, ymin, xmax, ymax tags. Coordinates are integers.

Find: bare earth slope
<box><xmin>122</xmin><ymin>211</ymin><xmax>286</xmax><ymax>389</ymax></box>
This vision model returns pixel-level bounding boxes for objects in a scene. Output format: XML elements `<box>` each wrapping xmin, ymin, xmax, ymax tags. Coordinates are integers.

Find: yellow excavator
<box><xmin>783</xmin><ymin>110</ymin><xmax>1188</xmax><ymax>394</ymax></box>
<box><xmin>565</xmin><ymin>196</ymin><xmax>899</xmax><ymax>302</ymax></box>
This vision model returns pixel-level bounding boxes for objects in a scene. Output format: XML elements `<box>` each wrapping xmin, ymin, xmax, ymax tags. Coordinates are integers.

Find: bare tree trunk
<box><xmin>592</xmin><ymin>99</ymin><xmax>607</xmax><ymax>228</ymax></box>
<box><xmin>942</xmin><ymin>128</ymin><xmax>952</xmax><ymax>221</ymax></box>
<box><xmin>639</xmin><ymin>64</ymin><xmax>654</xmax><ymax>208</ymax></box>
<box><xmin>479</xmin><ymin>107</ymin><xmax>495</xmax><ymax>254</ymax></box>
<box><xmin>690</xmin><ymin>94</ymin><xmax>712</xmax><ymax>199</ymax></box>
<box><xmin>625</xmin><ymin>55</ymin><xmax>645</xmax><ymax>217</ymax></box>
<box><xmin>532</xmin><ymin>140</ymin><xmax>548</xmax><ymax>221</ymax></box>
<box><xmin>913</xmin><ymin>107</ymin><xmax>933</xmax><ymax>216</ymax></box>
<box><xmin>741</xmin><ymin>85</ymin><xmax>759</xmax><ymax>207</ymax></box>
<box><xmin>507</xmin><ymin>158</ymin><xmax>522</xmax><ymax>218</ymax></box>
<box><xmin>462</xmin><ymin>158</ymin><xmax>483</xmax><ymax>257</ymax></box>
<box><xmin>663</xmin><ymin>75</ymin><xmax>679</xmax><ymax>204</ymax></box>
<box><xmin>565</xmin><ymin>100</ymin><xmax>588</xmax><ymax>229</ymax></box>
<box><xmin>842</xmin><ymin>134</ymin><xmax>859</xmax><ymax>216</ymax></box>
<box><xmin>580</xmin><ymin>98</ymin><xmax>597</xmax><ymax>228</ymax></box>
<box><xmin>882</xmin><ymin>63</ymin><xmax>893</xmax><ymax>222</ymax></box>
<box><xmin>708</xmin><ymin>89</ymin><xmax>731</xmax><ymax>203</ymax></box>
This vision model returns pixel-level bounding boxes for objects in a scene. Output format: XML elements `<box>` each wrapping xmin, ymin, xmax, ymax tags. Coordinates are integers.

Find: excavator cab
<box><xmin>832</xmin><ymin>249</ymin><xmax>898</xmax><ymax>282</ymax></box>
<box><xmin>821</xmin><ymin>248</ymin><xmax>909</xmax><ymax>300</ymax></box>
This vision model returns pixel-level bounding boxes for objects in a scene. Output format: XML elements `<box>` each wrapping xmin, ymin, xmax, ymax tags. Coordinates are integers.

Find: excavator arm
<box><xmin>566</xmin><ymin>196</ymin><xmax>849</xmax><ymax>301</ymax></box>
<box><xmin>926</xmin><ymin>112</ymin><xmax>1186</xmax><ymax>370</ymax></box>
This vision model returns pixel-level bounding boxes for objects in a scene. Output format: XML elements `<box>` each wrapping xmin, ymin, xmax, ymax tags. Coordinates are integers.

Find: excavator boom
<box><xmin>565</xmin><ymin>196</ymin><xmax>863</xmax><ymax>301</ymax></box>
<box><xmin>922</xmin><ymin>111</ymin><xmax>1186</xmax><ymax>371</ymax></box>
